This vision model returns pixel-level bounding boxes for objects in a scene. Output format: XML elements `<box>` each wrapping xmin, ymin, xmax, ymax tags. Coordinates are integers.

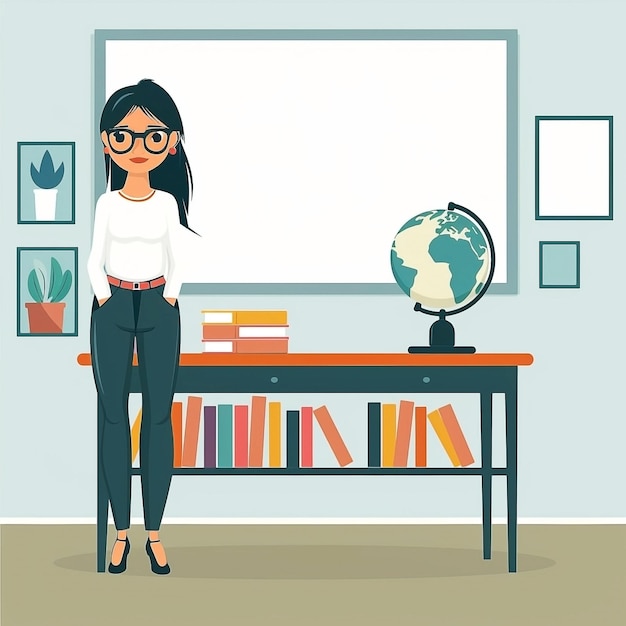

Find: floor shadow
<box><xmin>55</xmin><ymin>545</ymin><xmax>555</xmax><ymax>579</ymax></box>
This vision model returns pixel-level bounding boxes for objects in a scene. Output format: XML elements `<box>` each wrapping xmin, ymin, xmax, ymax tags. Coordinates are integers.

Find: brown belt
<box><xmin>107</xmin><ymin>275</ymin><xmax>166</xmax><ymax>290</ymax></box>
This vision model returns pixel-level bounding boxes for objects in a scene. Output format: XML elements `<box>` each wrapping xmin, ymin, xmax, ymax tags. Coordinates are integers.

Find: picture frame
<box><xmin>17</xmin><ymin>247</ymin><xmax>78</xmax><ymax>336</ymax></box>
<box><xmin>535</xmin><ymin>116</ymin><xmax>612</xmax><ymax>220</ymax></box>
<box><xmin>17</xmin><ymin>141</ymin><xmax>76</xmax><ymax>224</ymax></box>
<box><xmin>539</xmin><ymin>241</ymin><xmax>580</xmax><ymax>289</ymax></box>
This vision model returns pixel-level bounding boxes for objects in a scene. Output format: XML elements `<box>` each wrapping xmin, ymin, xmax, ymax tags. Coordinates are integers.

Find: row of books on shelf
<box><xmin>200</xmin><ymin>309</ymin><xmax>289</xmax><ymax>353</ymax></box>
<box><xmin>130</xmin><ymin>396</ymin><xmax>475</xmax><ymax>469</ymax></box>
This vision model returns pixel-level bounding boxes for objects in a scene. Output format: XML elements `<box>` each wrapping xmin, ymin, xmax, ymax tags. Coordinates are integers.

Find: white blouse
<box><xmin>87</xmin><ymin>190</ymin><xmax>183</xmax><ymax>300</ymax></box>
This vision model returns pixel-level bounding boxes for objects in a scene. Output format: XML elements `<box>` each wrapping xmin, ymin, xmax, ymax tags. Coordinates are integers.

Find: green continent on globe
<box><xmin>391</xmin><ymin>246</ymin><xmax>417</xmax><ymax>290</ymax></box>
<box><xmin>428</xmin><ymin>235</ymin><xmax>483</xmax><ymax>304</ymax></box>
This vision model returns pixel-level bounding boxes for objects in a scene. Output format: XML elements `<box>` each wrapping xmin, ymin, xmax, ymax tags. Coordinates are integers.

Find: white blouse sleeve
<box><xmin>87</xmin><ymin>195</ymin><xmax>111</xmax><ymax>300</ymax></box>
<box><xmin>162</xmin><ymin>196</ymin><xmax>184</xmax><ymax>300</ymax></box>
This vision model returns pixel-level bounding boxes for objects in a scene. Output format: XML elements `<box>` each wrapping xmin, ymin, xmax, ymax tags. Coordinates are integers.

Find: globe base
<box><xmin>408</xmin><ymin>345</ymin><xmax>476</xmax><ymax>354</ymax></box>
<box><xmin>408</xmin><ymin>316</ymin><xmax>476</xmax><ymax>354</ymax></box>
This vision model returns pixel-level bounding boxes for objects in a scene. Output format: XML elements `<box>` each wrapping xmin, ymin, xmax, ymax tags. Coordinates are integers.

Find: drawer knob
<box><xmin>422</xmin><ymin>376</ymin><xmax>431</xmax><ymax>383</ymax></box>
<box><xmin>270</xmin><ymin>376</ymin><xmax>279</xmax><ymax>383</ymax></box>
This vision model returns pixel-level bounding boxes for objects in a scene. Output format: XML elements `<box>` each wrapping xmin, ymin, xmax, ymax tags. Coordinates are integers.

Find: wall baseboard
<box><xmin>1</xmin><ymin>517</ymin><xmax>625</xmax><ymax>525</ymax></box>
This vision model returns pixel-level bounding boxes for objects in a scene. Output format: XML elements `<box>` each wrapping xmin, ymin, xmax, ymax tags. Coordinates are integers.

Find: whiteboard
<box><xmin>96</xmin><ymin>30</ymin><xmax>518</xmax><ymax>294</ymax></box>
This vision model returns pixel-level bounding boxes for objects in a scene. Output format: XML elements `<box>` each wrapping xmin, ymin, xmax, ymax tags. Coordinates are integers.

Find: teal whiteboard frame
<box><xmin>94</xmin><ymin>29</ymin><xmax>519</xmax><ymax>295</ymax></box>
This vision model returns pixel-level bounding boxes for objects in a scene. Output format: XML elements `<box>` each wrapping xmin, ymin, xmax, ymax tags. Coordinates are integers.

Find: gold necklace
<box><xmin>118</xmin><ymin>189</ymin><xmax>156</xmax><ymax>202</ymax></box>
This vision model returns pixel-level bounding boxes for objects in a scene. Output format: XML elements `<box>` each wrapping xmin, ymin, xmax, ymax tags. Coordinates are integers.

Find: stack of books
<box><xmin>200</xmin><ymin>309</ymin><xmax>289</xmax><ymax>353</ymax></box>
<box><xmin>130</xmin><ymin>395</ymin><xmax>354</xmax><ymax>468</ymax></box>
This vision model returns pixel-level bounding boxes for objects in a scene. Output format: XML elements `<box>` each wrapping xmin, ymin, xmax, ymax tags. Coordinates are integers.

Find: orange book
<box><xmin>235</xmin><ymin>338</ymin><xmax>289</xmax><ymax>353</ymax></box>
<box><xmin>300</xmin><ymin>406</ymin><xmax>313</xmax><ymax>467</ymax></box>
<box><xmin>202</xmin><ymin>324</ymin><xmax>238</xmax><ymax>340</ymax></box>
<box><xmin>268</xmin><ymin>401</ymin><xmax>282</xmax><ymax>467</ymax></box>
<box><xmin>438</xmin><ymin>404</ymin><xmax>474</xmax><ymax>467</ymax></box>
<box><xmin>312</xmin><ymin>405</ymin><xmax>353</xmax><ymax>467</ymax></box>
<box><xmin>382</xmin><ymin>403</ymin><xmax>396</xmax><ymax>467</ymax></box>
<box><xmin>393</xmin><ymin>400</ymin><xmax>414</xmax><ymax>467</ymax></box>
<box><xmin>414</xmin><ymin>406</ymin><xmax>427</xmax><ymax>467</ymax></box>
<box><xmin>234</xmin><ymin>405</ymin><xmax>249</xmax><ymax>467</ymax></box>
<box><xmin>182</xmin><ymin>396</ymin><xmax>202</xmax><ymax>467</ymax></box>
<box><xmin>427</xmin><ymin>408</ymin><xmax>460</xmax><ymax>466</ymax></box>
<box><xmin>131</xmin><ymin>408</ymin><xmax>142</xmax><ymax>464</ymax></box>
<box><xmin>249</xmin><ymin>395</ymin><xmax>267</xmax><ymax>467</ymax></box>
<box><xmin>171</xmin><ymin>401</ymin><xmax>183</xmax><ymax>468</ymax></box>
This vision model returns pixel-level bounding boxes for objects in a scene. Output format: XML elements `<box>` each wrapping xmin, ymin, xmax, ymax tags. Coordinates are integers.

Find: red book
<box><xmin>234</xmin><ymin>405</ymin><xmax>249</xmax><ymax>467</ymax></box>
<box><xmin>393</xmin><ymin>400</ymin><xmax>414</xmax><ymax>467</ymax></box>
<box><xmin>414</xmin><ymin>406</ymin><xmax>427</xmax><ymax>467</ymax></box>
<box><xmin>171</xmin><ymin>401</ymin><xmax>183</xmax><ymax>468</ymax></box>
<box><xmin>300</xmin><ymin>406</ymin><xmax>313</xmax><ymax>467</ymax></box>
<box><xmin>249</xmin><ymin>395</ymin><xmax>267</xmax><ymax>467</ymax></box>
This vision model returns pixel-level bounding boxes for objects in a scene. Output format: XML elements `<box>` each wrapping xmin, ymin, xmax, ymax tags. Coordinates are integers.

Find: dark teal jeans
<box><xmin>90</xmin><ymin>283</ymin><xmax>180</xmax><ymax>531</ymax></box>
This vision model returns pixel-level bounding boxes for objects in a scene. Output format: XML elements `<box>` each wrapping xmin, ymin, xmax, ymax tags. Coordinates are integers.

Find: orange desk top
<box><xmin>77</xmin><ymin>352</ymin><xmax>533</xmax><ymax>367</ymax></box>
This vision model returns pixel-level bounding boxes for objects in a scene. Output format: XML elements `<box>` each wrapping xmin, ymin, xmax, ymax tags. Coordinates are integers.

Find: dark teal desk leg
<box><xmin>480</xmin><ymin>392</ymin><xmax>493</xmax><ymax>560</ymax></box>
<box><xmin>97</xmin><ymin>400</ymin><xmax>108</xmax><ymax>573</ymax></box>
<box><xmin>505</xmin><ymin>376</ymin><xmax>518</xmax><ymax>573</ymax></box>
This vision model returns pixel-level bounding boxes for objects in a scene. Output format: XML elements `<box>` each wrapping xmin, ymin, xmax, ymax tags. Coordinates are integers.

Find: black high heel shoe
<box><xmin>108</xmin><ymin>537</ymin><xmax>130</xmax><ymax>574</ymax></box>
<box><xmin>145</xmin><ymin>538</ymin><xmax>170</xmax><ymax>575</ymax></box>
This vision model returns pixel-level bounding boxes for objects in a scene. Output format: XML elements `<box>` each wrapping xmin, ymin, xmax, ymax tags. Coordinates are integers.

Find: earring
<box><xmin>169</xmin><ymin>147</ymin><xmax>177</xmax><ymax>155</ymax></box>
<box><xmin>103</xmin><ymin>146</ymin><xmax>109</xmax><ymax>154</ymax></box>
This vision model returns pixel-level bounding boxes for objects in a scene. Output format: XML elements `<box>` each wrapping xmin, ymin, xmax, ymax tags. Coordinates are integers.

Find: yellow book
<box><xmin>201</xmin><ymin>309</ymin><xmax>288</xmax><ymax>325</ymax></box>
<box><xmin>131</xmin><ymin>408</ymin><xmax>142</xmax><ymax>464</ymax></box>
<box><xmin>427</xmin><ymin>408</ymin><xmax>461</xmax><ymax>466</ymax></box>
<box><xmin>268</xmin><ymin>401</ymin><xmax>282</xmax><ymax>467</ymax></box>
<box><xmin>382</xmin><ymin>403</ymin><xmax>397</xmax><ymax>467</ymax></box>
<box><xmin>236</xmin><ymin>310</ymin><xmax>287</xmax><ymax>325</ymax></box>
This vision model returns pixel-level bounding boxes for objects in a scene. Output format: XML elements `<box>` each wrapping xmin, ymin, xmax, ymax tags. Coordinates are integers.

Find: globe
<box><xmin>390</xmin><ymin>202</ymin><xmax>495</xmax><ymax>353</ymax></box>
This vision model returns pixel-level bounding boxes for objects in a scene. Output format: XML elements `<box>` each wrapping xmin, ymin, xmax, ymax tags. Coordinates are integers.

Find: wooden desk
<box><xmin>77</xmin><ymin>352</ymin><xmax>534</xmax><ymax>573</ymax></box>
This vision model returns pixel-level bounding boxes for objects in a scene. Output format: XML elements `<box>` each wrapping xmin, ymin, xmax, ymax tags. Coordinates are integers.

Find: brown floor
<box><xmin>1</xmin><ymin>524</ymin><xmax>624</xmax><ymax>626</ymax></box>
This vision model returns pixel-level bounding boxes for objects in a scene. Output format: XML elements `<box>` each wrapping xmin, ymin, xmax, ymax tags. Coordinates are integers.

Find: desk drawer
<box><xmin>130</xmin><ymin>365</ymin><xmax>515</xmax><ymax>394</ymax></box>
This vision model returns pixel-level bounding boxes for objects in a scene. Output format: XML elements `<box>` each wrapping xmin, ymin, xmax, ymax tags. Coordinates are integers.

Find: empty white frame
<box><xmin>536</xmin><ymin>116</ymin><xmax>613</xmax><ymax>220</ymax></box>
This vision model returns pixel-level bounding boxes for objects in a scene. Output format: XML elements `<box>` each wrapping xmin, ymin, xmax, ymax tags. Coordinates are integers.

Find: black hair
<box><xmin>100</xmin><ymin>79</ymin><xmax>195</xmax><ymax>232</ymax></box>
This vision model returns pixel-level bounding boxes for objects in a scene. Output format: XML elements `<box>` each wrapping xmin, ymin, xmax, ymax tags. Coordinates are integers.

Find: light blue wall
<box><xmin>1</xmin><ymin>0</ymin><xmax>624</xmax><ymax>519</ymax></box>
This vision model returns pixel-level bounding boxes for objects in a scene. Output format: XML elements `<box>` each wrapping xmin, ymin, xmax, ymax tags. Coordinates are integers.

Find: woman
<box><xmin>87</xmin><ymin>79</ymin><xmax>193</xmax><ymax>575</ymax></box>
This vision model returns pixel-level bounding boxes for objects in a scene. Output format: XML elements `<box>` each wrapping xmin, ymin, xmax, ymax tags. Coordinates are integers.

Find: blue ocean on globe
<box><xmin>390</xmin><ymin>209</ymin><xmax>492</xmax><ymax>312</ymax></box>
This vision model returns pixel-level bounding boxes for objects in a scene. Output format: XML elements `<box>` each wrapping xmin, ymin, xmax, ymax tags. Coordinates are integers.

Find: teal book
<box><xmin>367</xmin><ymin>402</ymin><xmax>381</xmax><ymax>467</ymax></box>
<box><xmin>286</xmin><ymin>410</ymin><xmax>300</xmax><ymax>469</ymax></box>
<box><xmin>217</xmin><ymin>404</ymin><xmax>233</xmax><ymax>467</ymax></box>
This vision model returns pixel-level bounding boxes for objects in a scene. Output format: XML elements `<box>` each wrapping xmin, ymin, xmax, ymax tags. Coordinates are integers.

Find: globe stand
<box><xmin>408</xmin><ymin>307</ymin><xmax>476</xmax><ymax>354</ymax></box>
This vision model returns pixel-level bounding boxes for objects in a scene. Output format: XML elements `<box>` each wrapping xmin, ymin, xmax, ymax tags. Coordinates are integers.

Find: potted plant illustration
<box><xmin>25</xmin><ymin>256</ymin><xmax>73</xmax><ymax>333</ymax></box>
<box><xmin>30</xmin><ymin>150</ymin><xmax>65</xmax><ymax>220</ymax></box>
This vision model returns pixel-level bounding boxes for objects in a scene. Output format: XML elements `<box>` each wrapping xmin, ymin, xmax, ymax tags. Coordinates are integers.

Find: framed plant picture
<box><xmin>535</xmin><ymin>116</ymin><xmax>613</xmax><ymax>220</ymax></box>
<box><xmin>17</xmin><ymin>142</ymin><xmax>76</xmax><ymax>224</ymax></box>
<box><xmin>17</xmin><ymin>247</ymin><xmax>78</xmax><ymax>336</ymax></box>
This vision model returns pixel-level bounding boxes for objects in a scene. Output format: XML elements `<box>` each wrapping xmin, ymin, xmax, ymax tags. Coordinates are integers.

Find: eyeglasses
<box><xmin>106</xmin><ymin>128</ymin><xmax>174</xmax><ymax>155</ymax></box>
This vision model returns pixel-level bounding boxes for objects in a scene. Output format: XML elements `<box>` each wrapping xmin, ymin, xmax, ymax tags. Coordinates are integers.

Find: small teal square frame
<box><xmin>539</xmin><ymin>241</ymin><xmax>580</xmax><ymax>288</ymax></box>
<box><xmin>17</xmin><ymin>142</ymin><xmax>76</xmax><ymax>224</ymax></box>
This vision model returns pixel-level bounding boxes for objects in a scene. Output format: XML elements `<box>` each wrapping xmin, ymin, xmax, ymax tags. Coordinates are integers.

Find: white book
<box><xmin>202</xmin><ymin>311</ymin><xmax>234</xmax><ymax>324</ymax></box>
<box><xmin>202</xmin><ymin>341</ymin><xmax>234</xmax><ymax>352</ymax></box>
<box><xmin>238</xmin><ymin>325</ymin><xmax>289</xmax><ymax>338</ymax></box>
